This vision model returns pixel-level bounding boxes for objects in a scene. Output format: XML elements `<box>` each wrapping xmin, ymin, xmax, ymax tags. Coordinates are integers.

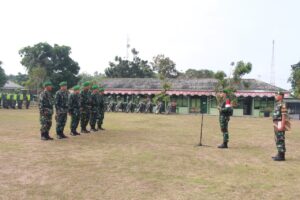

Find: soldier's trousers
<box><xmin>56</xmin><ymin>113</ymin><xmax>67</xmax><ymax>133</ymax></box>
<box><xmin>90</xmin><ymin>110</ymin><xmax>98</xmax><ymax>128</ymax></box>
<box><xmin>219</xmin><ymin>116</ymin><xmax>229</xmax><ymax>142</ymax></box>
<box><xmin>275</xmin><ymin>131</ymin><xmax>286</xmax><ymax>153</ymax></box>
<box><xmin>17</xmin><ymin>100</ymin><xmax>23</xmax><ymax>109</ymax></box>
<box><xmin>26</xmin><ymin>101</ymin><xmax>30</xmax><ymax>109</ymax></box>
<box><xmin>70</xmin><ymin>110</ymin><xmax>80</xmax><ymax>132</ymax></box>
<box><xmin>97</xmin><ymin>110</ymin><xmax>105</xmax><ymax>128</ymax></box>
<box><xmin>81</xmin><ymin>109</ymin><xmax>90</xmax><ymax>130</ymax></box>
<box><xmin>40</xmin><ymin>112</ymin><xmax>53</xmax><ymax>133</ymax></box>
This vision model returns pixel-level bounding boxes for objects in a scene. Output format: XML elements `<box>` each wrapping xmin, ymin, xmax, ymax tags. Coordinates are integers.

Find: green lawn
<box><xmin>0</xmin><ymin>108</ymin><xmax>299</xmax><ymax>200</ymax></box>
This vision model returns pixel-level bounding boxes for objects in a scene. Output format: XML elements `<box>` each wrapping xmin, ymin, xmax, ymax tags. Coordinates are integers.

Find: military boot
<box><xmin>41</xmin><ymin>132</ymin><xmax>48</xmax><ymax>141</ymax></box>
<box><xmin>99</xmin><ymin>125</ymin><xmax>105</xmax><ymax>130</ymax></box>
<box><xmin>90</xmin><ymin>126</ymin><xmax>97</xmax><ymax>132</ymax></box>
<box><xmin>45</xmin><ymin>132</ymin><xmax>54</xmax><ymax>140</ymax></box>
<box><xmin>272</xmin><ymin>152</ymin><xmax>285</xmax><ymax>161</ymax></box>
<box><xmin>218</xmin><ymin>142</ymin><xmax>228</xmax><ymax>148</ymax></box>
<box><xmin>74</xmin><ymin>130</ymin><xmax>81</xmax><ymax>135</ymax></box>
<box><xmin>70</xmin><ymin>130</ymin><xmax>77</xmax><ymax>136</ymax></box>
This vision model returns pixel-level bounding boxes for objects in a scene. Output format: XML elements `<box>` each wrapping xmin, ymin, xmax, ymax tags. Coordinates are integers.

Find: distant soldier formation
<box><xmin>0</xmin><ymin>91</ymin><xmax>31</xmax><ymax>109</ymax></box>
<box><xmin>39</xmin><ymin>81</ymin><xmax>106</xmax><ymax>140</ymax></box>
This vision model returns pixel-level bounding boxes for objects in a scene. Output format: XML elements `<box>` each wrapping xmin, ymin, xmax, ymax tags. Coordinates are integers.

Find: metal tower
<box><xmin>270</xmin><ymin>40</ymin><xmax>275</xmax><ymax>86</ymax></box>
<box><xmin>126</xmin><ymin>35</ymin><xmax>130</xmax><ymax>60</ymax></box>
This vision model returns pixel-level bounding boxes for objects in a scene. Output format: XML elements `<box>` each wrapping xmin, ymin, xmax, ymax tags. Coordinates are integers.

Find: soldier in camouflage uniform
<box><xmin>39</xmin><ymin>81</ymin><xmax>54</xmax><ymax>141</ymax></box>
<box><xmin>217</xmin><ymin>90</ymin><xmax>233</xmax><ymax>148</ymax></box>
<box><xmin>272</xmin><ymin>91</ymin><xmax>287</xmax><ymax>161</ymax></box>
<box><xmin>68</xmin><ymin>85</ymin><xmax>81</xmax><ymax>136</ymax></box>
<box><xmin>97</xmin><ymin>88</ymin><xmax>105</xmax><ymax>130</ymax></box>
<box><xmin>89</xmin><ymin>85</ymin><xmax>99</xmax><ymax>132</ymax></box>
<box><xmin>80</xmin><ymin>81</ymin><xmax>91</xmax><ymax>133</ymax></box>
<box><xmin>55</xmin><ymin>81</ymin><xmax>69</xmax><ymax>139</ymax></box>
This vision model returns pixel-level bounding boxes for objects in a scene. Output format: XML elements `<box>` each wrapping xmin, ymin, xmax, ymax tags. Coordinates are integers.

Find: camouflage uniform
<box><xmin>55</xmin><ymin>89</ymin><xmax>69</xmax><ymax>138</ymax></box>
<box><xmin>80</xmin><ymin>89</ymin><xmax>91</xmax><ymax>132</ymax></box>
<box><xmin>97</xmin><ymin>91</ymin><xmax>105</xmax><ymax>130</ymax></box>
<box><xmin>218</xmin><ymin>99</ymin><xmax>233</xmax><ymax>148</ymax></box>
<box><xmin>68</xmin><ymin>89</ymin><xmax>81</xmax><ymax>135</ymax></box>
<box><xmin>89</xmin><ymin>87</ymin><xmax>99</xmax><ymax>131</ymax></box>
<box><xmin>39</xmin><ymin>88</ymin><xmax>54</xmax><ymax>140</ymax></box>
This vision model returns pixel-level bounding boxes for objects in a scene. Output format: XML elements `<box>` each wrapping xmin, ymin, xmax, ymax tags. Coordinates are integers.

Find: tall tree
<box><xmin>151</xmin><ymin>54</ymin><xmax>178</xmax><ymax>79</ymax></box>
<box><xmin>288</xmin><ymin>62</ymin><xmax>300</xmax><ymax>97</ymax></box>
<box><xmin>19</xmin><ymin>42</ymin><xmax>80</xmax><ymax>91</ymax></box>
<box><xmin>0</xmin><ymin>61</ymin><xmax>8</xmax><ymax>87</ymax></box>
<box><xmin>26</xmin><ymin>67</ymin><xmax>47</xmax><ymax>94</ymax></box>
<box><xmin>105</xmin><ymin>48</ymin><xmax>155</xmax><ymax>78</ymax></box>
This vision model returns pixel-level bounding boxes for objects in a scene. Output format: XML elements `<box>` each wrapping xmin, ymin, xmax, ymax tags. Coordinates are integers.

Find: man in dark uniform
<box><xmin>272</xmin><ymin>91</ymin><xmax>288</xmax><ymax>161</ymax></box>
<box><xmin>89</xmin><ymin>85</ymin><xmax>99</xmax><ymax>132</ymax></box>
<box><xmin>17</xmin><ymin>91</ymin><xmax>24</xmax><ymax>109</ymax></box>
<box><xmin>55</xmin><ymin>81</ymin><xmax>69</xmax><ymax>139</ymax></box>
<box><xmin>68</xmin><ymin>85</ymin><xmax>81</xmax><ymax>136</ymax></box>
<box><xmin>25</xmin><ymin>92</ymin><xmax>31</xmax><ymax>109</ymax></box>
<box><xmin>97</xmin><ymin>88</ymin><xmax>105</xmax><ymax>130</ymax></box>
<box><xmin>80</xmin><ymin>81</ymin><xmax>91</xmax><ymax>133</ymax></box>
<box><xmin>39</xmin><ymin>81</ymin><xmax>54</xmax><ymax>141</ymax></box>
<box><xmin>217</xmin><ymin>89</ymin><xmax>233</xmax><ymax>149</ymax></box>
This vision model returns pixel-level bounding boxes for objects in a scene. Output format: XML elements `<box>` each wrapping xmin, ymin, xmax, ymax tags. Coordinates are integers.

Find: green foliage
<box><xmin>7</xmin><ymin>73</ymin><xmax>28</xmax><ymax>86</ymax></box>
<box><xmin>184</xmin><ymin>69</ymin><xmax>215</xmax><ymax>78</ymax></box>
<box><xmin>25</xmin><ymin>67</ymin><xmax>47</xmax><ymax>93</ymax></box>
<box><xmin>233</xmin><ymin>61</ymin><xmax>252</xmax><ymax>82</ymax></box>
<box><xmin>78</xmin><ymin>71</ymin><xmax>106</xmax><ymax>86</ymax></box>
<box><xmin>153</xmin><ymin>82</ymin><xmax>171</xmax><ymax>103</ymax></box>
<box><xmin>151</xmin><ymin>54</ymin><xmax>178</xmax><ymax>79</ymax></box>
<box><xmin>0</xmin><ymin>61</ymin><xmax>8</xmax><ymax>87</ymax></box>
<box><xmin>105</xmin><ymin>49</ymin><xmax>155</xmax><ymax>78</ymax></box>
<box><xmin>288</xmin><ymin>62</ymin><xmax>300</xmax><ymax>97</ymax></box>
<box><xmin>19</xmin><ymin>42</ymin><xmax>80</xmax><ymax>91</ymax></box>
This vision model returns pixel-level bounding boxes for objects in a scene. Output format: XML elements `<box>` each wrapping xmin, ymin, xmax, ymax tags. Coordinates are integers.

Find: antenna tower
<box><xmin>270</xmin><ymin>40</ymin><xmax>275</xmax><ymax>85</ymax></box>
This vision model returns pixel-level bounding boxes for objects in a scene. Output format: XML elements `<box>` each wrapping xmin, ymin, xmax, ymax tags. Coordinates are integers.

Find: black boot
<box><xmin>90</xmin><ymin>126</ymin><xmax>97</xmax><ymax>132</ymax></box>
<box><xmin>41</xmin><ymin>132</ymin><xmax>48</xmax><ymax>140</ymax></box>
<box><xmin>61</xmin><ymin>132</ymin><xmax>68</xmax><ymax>138</ymax></box>
<box><xmin>272</xmin><ymin>152</ymin><xmax>285</xmax><ymax>161</ymax></box>
<box><xmin>57</xmin><ymin>131</ymin><xmax>67</xmax><ymax>139</ymax></box>
<box><xmin>218</xmin><ymin>142</ymin><xmax>228</xmax><ymax>148</ymax></box>
<box><xmin>74</xmin><ymin>130</ymin><xmax>80</xmax><ymax>135</ymax></box>
<box><xmin>99</xmin><ymin>125</ymin><xmax>105</xmax><ymax>130</ymax></box>
<box><xmin>45</xmin><ymin>132</ymin><xmax>54</xmax><ymax>140</ymax></box>
<box><xmin>70</xmin><ymin>131</ymin><xmax>77</xmax><ymax>136</ymax></box>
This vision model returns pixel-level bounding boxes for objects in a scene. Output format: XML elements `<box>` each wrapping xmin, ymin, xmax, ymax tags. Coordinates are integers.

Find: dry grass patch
<box><xmin>0</xmin><ymin>109</ymin><xmax>299</xmax><ymax>200</ymax></box>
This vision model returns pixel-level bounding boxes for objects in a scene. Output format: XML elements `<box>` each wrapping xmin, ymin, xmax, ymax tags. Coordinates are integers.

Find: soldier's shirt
<box><xmin>39</xmin><ymin>90</ymin><xmax>54</xmax><ymax>114</ymax></box>
<box><xmin>55</xmin><ymin>90</ymin><xmax>69</xmax><ymax>113</ymax></box>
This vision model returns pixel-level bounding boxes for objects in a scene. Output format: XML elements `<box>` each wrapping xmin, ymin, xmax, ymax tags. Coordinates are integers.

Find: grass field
<box><xmin>0</xmin><ymin>108</ymin><xmax>300</xmax><ymax>200</ymax></box>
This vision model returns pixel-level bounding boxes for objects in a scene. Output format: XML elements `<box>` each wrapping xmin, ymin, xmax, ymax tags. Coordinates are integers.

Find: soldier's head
<box><xmin>83</xmin><ymin>81</ymin><xmax>90</xmax><ymax>91</ymax></box>
<box><xmin>73</xmin><ymin>85</ymin><xmax>80</xmax><ymax>94</ymax></box>
<box><xmin>91</xmin><ymin>85</ymin><xmax>99</xmax><ymax>94</ymax></box>
<box><xmin>59</xmin><ymin>81</ymin><xmax>67</xmax><ymax>91</ymax></box>
<box><xmin>275</xmin><ymin>91</ymin><xmax>284</xmax><ymax>101</ymax></box>
<box><xmin>43</xmin><ymin>81</ymin><xmax>53</xmax><ymax>91</ymax></box>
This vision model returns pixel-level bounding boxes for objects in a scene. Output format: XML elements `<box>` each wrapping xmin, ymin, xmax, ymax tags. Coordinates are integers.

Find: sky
<box><xmin>0</xmin><ymin>0</ymin><xmax>299</xmax><ymax>90</ymax></box>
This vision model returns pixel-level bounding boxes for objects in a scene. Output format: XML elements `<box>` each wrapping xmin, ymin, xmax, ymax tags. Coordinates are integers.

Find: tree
<box><xmin>151</xmin><ymin>54</ymin><xmax>178</xmax><ymax>79</ymax></box>
<box><xmin>19</xmin><ymin>42</ymin><xmax>80</xmax><ymax>91</ymax></box>
<box><xmin>184</xmin><ymin>69</ymin><xmax>215</xmax><ymax>78</ymax></box>
<box><xmin>105</xmin><ymin>49</ymin><xmax>155</xmax><ymax>78</ymax></box>
<box><xmin>25</xmin><ymin>67</ymin><xmax>47</xmax><ymax>94</ymax></box>
<box><xmin>7</xmin><ymin>73</ymin><xmax>29</xmax><ymax>86</ymax></box>
<box><xmin>0</xmin><ymin>61</ymin><xmax>8</xmax><ymax>87</ymax></box>
<box><xmin>288</xmin><ymin>62</ymin><xmax>300</xmax><ymax>97</ymax></box>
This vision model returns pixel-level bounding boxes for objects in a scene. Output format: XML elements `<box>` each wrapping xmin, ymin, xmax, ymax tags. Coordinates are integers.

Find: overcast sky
<box><xmin>1</xmin><ymin>0</ymin><xmax>299</xmax><ymax>89</ymax></box>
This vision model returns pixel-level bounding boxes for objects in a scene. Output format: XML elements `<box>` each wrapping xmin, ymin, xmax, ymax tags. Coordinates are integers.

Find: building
<box><xmin>1</xmin><ymin>80</ymin><xmax>24</xmax><ymax>91</ymax></box>
<box><xmin>101</xmin><ymin>78</ymin><xmax>290</xmax><ymax>117</ymax></box>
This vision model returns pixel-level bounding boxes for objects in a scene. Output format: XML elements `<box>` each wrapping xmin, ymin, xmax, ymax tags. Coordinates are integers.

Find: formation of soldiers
<box><xmin>106</xmin><ymin>96</ymin><xmax>176</xmax><ymax>114</ymax></box>
<box><xmin>0</xmin><ymin>91</ymin><xmax>31</xmax><ymax>109</ymax></box>
<box><xmin>39</xmin><ymin>81</ymin><xmax>105</xmax><ymax>140</ymax></box>
<box><xmin>217</xmin><ymin>89</ymin><xmax>289</xmax><ymax>161</ymax></box>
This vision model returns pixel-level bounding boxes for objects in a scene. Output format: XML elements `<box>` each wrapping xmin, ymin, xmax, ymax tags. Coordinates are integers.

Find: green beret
<box><xmin>83</xmin><ymin>81</ymin><xmax>90</xmax><ymax>87</ymax></box>
<box><xmin>59</xmin><ymin>81</ymin><xmax>67</xmax><ymax>87</ymax></box>
<box><xmin>73</xmin><ymin>85</ymin><xmax>80</xmax><ymax>91</ymax></box>
<box><xmin>43</xmin><ymin>81</ymin><xmax>52</xmax><ymax>87</ymax></box>
<box><xmin>99</xmin><ymin>88</ymin><xmax>104</xmax><ymax>92</ymax></box>
<box><xmin>91</xmin><ymin>85</ymin><xmax>99</xmax><ymax>90</ymax></box>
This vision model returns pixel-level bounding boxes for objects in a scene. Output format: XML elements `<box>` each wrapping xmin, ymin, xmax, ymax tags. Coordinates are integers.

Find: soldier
<box><xmin>97</xmin><ymin>88</ymin><xmax>105</xmax><ymax>130</ymax></box>
<box><xmin>217</xmin><ymin>90</ymin><xmax>233</xmax><ymax>149</ymax></box>
<box><xmin>17</xmin><ymin>91</ymin><xmax>24</xmax><ymax>109</ymax></box>
<box><xmin>89</xmin><ymin>85</ymin><xmax>99</xmax><ymax>132</ymax></box>
<box><xmin>25</xmin><ymin>92</ymin><xmax>31</xmax><ymax>109</ymax></box>
<box><xmin>272</xmin><ymin>91</ymin><xmax>288</xmax><ymax>161</ymax></box>
<box><xmin>39</xmin><ymin>81</ymin><xmax>54</xmax><ymax>141</ymax></box>
<box><xmin>55</xmin><ymin>81</ymin><xmax>69</xmax><ymax>139</ymax></box>
<box><xmin>80</xmin><ymin>81</ymin><xmax>91</xmax><ymax>133</ymax></box>
<box><xmin>68</xmin><ymin>85</ymin><xmax>81</xmax><ymax>136</ymax></box>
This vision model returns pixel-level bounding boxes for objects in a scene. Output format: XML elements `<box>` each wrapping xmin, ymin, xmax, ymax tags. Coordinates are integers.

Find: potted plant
<box><xmin>262</xmin><ymin>107</ymin><xmax>273</xmax><ymax>117</ymax></box>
